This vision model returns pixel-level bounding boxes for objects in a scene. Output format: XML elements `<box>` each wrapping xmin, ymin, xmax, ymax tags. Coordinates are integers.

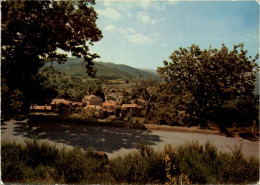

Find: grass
<box><xmin>2</xmin><ymin>139</ymin><xmax>259</xmax><ymax>184</ymax></box>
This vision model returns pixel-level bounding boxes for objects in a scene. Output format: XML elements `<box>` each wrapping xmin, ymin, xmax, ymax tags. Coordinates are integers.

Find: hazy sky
<box><xmin>89</xmin><ymin>1</ymin><xmax>259</xmax><ymax>70</ymax></box>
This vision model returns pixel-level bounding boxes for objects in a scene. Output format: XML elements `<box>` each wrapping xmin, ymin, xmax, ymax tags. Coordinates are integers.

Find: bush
<box><xmin>174</xmin><ymin>141</ymin><xmax>218</xmax><ymax>183</ymax></box>
<box><xmin>109</xmin><ymin>142</ymin><xmax>166</xmax><ymax>184</ymax></box>
<box><xmin>174</xmin><ymin>141</ymin><xmax>259</xmax><ymax>184</ymax></box>
<box><xmin>1</xmin><ymin>140</ymin><xmax>112</xmax><ymax>183</ymax></box>
<box><xmin>24</xmin><ymin>140</ymin><xmax>59</xmax><ymax>168</ymax></box>
<box><xmin>1</xmin><ymin>142</ymin><xmax>26</xmax><ymax>180</ymax></box>
<box><xmin>65</xmin><ymin>108</ymin><xmax>97</xmax><ymax>124</ymax></box>
<box><xmin>217</xmin><ymin>145</ymin><xmax>259</xmax><ymax>183</ymax></box>
<box><xmin>2</xmin><ymin>140</ymin><xmax>259</xmax><ymax>184</ymax></box>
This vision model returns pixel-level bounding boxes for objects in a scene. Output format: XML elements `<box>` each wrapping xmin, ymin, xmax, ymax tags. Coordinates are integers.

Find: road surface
<box><xmin>1</xmin><ymin>119</ymin><xmax>259</xmax><ymax>159</ymax></box>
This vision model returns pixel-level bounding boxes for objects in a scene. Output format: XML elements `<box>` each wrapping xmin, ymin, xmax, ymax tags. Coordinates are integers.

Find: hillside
<box><xmin>51</xmin><ymin>58</ymin><xmax>161</xmax><ymax>81</ymax></box>
<box><xmin>46</xmin><ymin>58</ymin><xmax>259</xmax><ymax>95</ymax></box>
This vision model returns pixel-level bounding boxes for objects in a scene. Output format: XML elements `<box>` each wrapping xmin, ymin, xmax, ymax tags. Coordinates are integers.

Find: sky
<box><xmin>87</xmin><ymin>1</ymin><xmax>259</xmax><ymax>70</ymax></box>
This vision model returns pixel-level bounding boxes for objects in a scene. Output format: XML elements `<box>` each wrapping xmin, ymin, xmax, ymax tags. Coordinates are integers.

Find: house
<box><xmin>30</xmin><ymin>105</ymin><xmax>51</xmax><ymax>113</ymax></box>
<box><xmin>51</xmin><ymin>99</ymin><xmax>72</xmax><ymax>106</ymax></box>
<box><xmin>51</xmin><ymin>98</ymin><xmax>73</xmax><ymax>112</ymax></box>
<box><xmin>71</xmin><ymin>102</ymin><xmax>85</xmax><ymax>107</ymax></box>
<box><xmin>121</xmin><ymin>104</ymin><xmax>142</xmax><ymax>117</ymax></box>
<box><xmin>102</xmin><ymin>102</ymin><xmax>116</xmax><ymax>118</ymax></box>
<box><xmin>102</xmin><ymin>102</ymin><xmax>116</xmax><ymax>110</ymax></box>
<box><xmin>121</xmin><ymin>104</ymin><xmax>142</xmax><ymax>109</ymax></box>
<box><xmin>82</xmin><ymin>95</ymin><xmax>103</xmax><ymax>106</ymax></box>
<box><xmin>107</xmin><ymin>100</ymin><xmax>117</xmax><ymax>105</ymax></box>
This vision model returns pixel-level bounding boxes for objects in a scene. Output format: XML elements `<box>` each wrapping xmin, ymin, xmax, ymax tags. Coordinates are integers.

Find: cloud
<box><xmin>140</xmin><ymin>1</ymin><xmax>165</xmax><ymax>11</ymax></box>
<box><xmin>167</xmin><ymin>1</ymin><xmax>179</xmax><ymax>6</ymax></box>
<box><xmin>137</xmin><ymin>12</ymin><xmax>151</xmax><ymax>23</ymax></box>
<box><xmin>137</xmin><ymin>11</ymin><xmax>164</xmax><ymax>25</ymax></box>
<box><xmin>128</xmin><ymin>33</ymin><xmax>154</xmax><ymax>45</ymax></box>
<box><xmin>160</xmin><ymin>43</ymin><xmax>168</xmax><ymax>47</ymax></box>
<box><xmin>104</xmin><ymin>25</ymin><xmax>153</xmax><ymax>45</ymax></box>
<box><xmin>102</xmin><ymin>1</ymin><xmax>169</xmax><ymax>11</ymax></box>
<box><xmin>152</xmin><ymin>2</ymin><xmax>166</xmax><ymax>11</ymax></box>
<box><xmin>127</xmin><ymin>12</ymin><xmax>132</xmax><ymax>18</ymax></box>
<box><xmin>103</xmin><ymin>1</ymin><xmax>135</xmax><ymax>10</ymax></box>
<box><xmin>97</xmin><ymin>8</ymin><xmax>121</xmax><ymax>20</ymax></box>
<box><xmin>105</xmin><ymin>25</ymin><xmax>116</xmax><ymax>31</ymax></box>
<box><xmin>140</xmin><ymin>1</ymin><xmax>150</xmax><ymax>9</ymax></box>
<box><xmin>118</xmin><ymin>28</ymin><xmax>136</xmax><ymax>35</ymax></box>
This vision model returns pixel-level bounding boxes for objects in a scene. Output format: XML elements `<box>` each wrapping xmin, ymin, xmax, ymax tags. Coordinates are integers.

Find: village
<box><xmin>30</xmin><ymin>91</ymin><xmax>148</xmax><ymax>124</ymax></box>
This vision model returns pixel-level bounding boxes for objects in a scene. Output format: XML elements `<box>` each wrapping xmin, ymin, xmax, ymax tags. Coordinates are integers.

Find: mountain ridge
<box><xmin>50</xmin><ymin>58</ymin><xmax>161</xmax><ymax>81</ymax></box>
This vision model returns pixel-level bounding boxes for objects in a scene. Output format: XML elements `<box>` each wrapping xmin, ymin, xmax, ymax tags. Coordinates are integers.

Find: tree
<box><xmin>132</xmin><ymin>79</ymin><xmax>159</xmax><ymax>115</ymax></box>
<box><xmin>157</xmin><ymin>44</ymin><xmax>259</xmax><ymax>130</ymax></box>
<box><xmin>1</xmin><ymin>1</ymin><xmax>102</xmax><ymax>116</ymax></box>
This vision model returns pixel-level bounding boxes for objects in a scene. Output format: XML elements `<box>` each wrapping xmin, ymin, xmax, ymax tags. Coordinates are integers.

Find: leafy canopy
<box><xmin>156</xmin><ymin>44</ymin><xmax>259</xmax><ymax>128</ymax></box>
<box><xmin>1</xmin><ymin>1</ymin><xmax>102</xmax><ymax>116</ymax></box>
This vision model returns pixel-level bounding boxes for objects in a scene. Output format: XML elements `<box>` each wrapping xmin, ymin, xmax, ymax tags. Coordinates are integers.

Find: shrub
<box><xmin>173</xmin><ymin>141</ymin><xmax>259</xmax><ymax>184</ymax></box>
<box><xmin>24</xmin><ymin>140</ymin><xmax>59</xmax><ymax>168</ymax></box>
<box><xmin>65</xmin><ymin>108</ymin><xmax>97</xmax><ymax>124</ymax></box>
<box><xmin>1</xmin><ymin>140</ymin><xmax>112</xmax><ymax>183</ymax></box>
<box><xmin>109</xmin><ymin>142</ymin><xmax>166</xmax><ymax>184</ymax></box>
<box><xmin>217</xmin><ymin>145</ymin><xmax>259</xmax><ymax>183</ymax></box>
<box><xmin>1</xmin><ymin>141</ymin><xmax>26</xmax><ymax>180</ymax></box>
<box><xmin>1</xmin><ymin>140</ymin><xmax>259</xmax><ymax>184</ymax></box>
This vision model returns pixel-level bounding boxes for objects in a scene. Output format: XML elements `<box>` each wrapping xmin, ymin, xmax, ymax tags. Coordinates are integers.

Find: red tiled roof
<box><xmin>122</xmin><ymin>104</ymin><xmax>138</xmax><ymax>108</ymax></box>
<box><xmin>102</xmin><ymin>102</ymin><xmax>115</xmax><ymax>107</ymax></box>
<box><xmin>51</xmin><ymin>99</ymin><xmax>72</xmax><ymax>105</ymax></box>
<box><xmin>86</xmin><ymin>105</ymin><xmax>95</xmax><ymax>108</ymax></box>
<box><xmin>86</xmin><ymin>105</ymin><xmax>103</xmax><ymax>109</ymax></box>
<box><xmin>72</xmin><ymin>102</ymin><xmax>84</xmax><ymax>106</ymax></box>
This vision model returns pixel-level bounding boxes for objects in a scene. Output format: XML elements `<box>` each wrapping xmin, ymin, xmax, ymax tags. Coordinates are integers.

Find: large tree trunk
<box><xmin>20</xmin><ymin>86</ymin><xmax>32</xmax><ymax>115</ymax></box>
<box><xmin>21</xmin><ymin>96</ymin><xmax>31</xmax><ymax>115</ymax></box>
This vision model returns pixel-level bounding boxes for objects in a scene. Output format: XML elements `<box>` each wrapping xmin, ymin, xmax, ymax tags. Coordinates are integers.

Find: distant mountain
<box><xmin>50</xmin><ymin>58</ymin><xmax>161</xmax><ymax>81</ymax></box>
<box><xmin>139</xmin><ymin>68</ymin><xmax>159</xmax><ymax>75</ymax></box>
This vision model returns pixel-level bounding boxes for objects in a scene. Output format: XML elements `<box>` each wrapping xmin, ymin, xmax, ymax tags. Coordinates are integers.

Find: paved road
<box><xmin>1</xmin><ymin>120</ymin><xmax>259</xmax><ymax>159</ymax></box>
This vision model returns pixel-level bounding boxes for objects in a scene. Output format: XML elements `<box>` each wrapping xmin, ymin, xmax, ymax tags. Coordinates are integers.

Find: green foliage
<box><xmin>110</xmin><ymin>141</ymin><xmax>259</xmax><ymax>184</ymax></box>
<box><xmin>1</xmin><ymin>142</ymin><xmax>26</xmax><ymax>180</ymax></box>
<box><xmin>56</xmin><ymin>147</ymin><xmax>111</xmax><ymax>183</ymax></box>
<box><xmin>1</xmin><ymin>140</ymin><xmax>111</xmax><ymax>183</ymax></box>
<box><xmin>174</xmin><ymin>141</ymin><xmax>218</xmax><ymax>183</ymax></box>
<box><xmin>156</xmin><ymin>44</ymin><xmax>259</xmax><ymax>128</ymax></box>
<box><xmin>1</xmin><ymin>1</ymin><xmax>102</xmax><ymax>116</ymax></box>
<box><xmin>2</xmin><ymin>140</ymin><xmax>259</xmax><ymax>184</ymax></box>
<box><xmin>174</xmin><ymin>141</ymin><xmax>259</xmax><ymax>184</ymax></box>
<box><xmin>39</xmin><ymin>66</ymin><xmax>104</xmax><ymax>102</ymax></box>
<box><xmin>109</xmin><ymin>142</ymin><xmax>166</xmax><ymax>184</ymax></box>
<box><xmin>66</xmin><ymin>108</ymin><xmax>97</xmax><ymax>123</ymax></box>
<box><xmin>1</xmin><ymin>79</ymin><xmax>24</xmax><ymax>119</ymax></box>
